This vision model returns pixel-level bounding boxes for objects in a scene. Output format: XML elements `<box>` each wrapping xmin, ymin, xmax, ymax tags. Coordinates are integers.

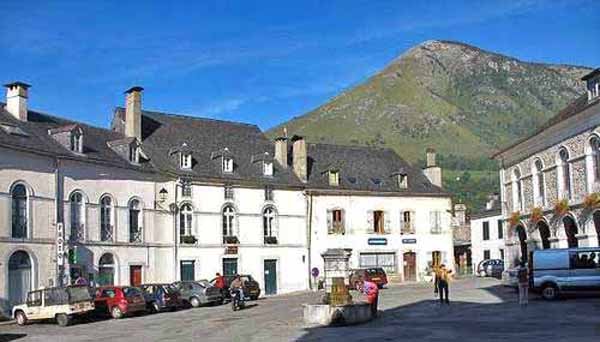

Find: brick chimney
<box><xmin>4</xmin><ymin>82</ymin><xmax>30</xmax><ymax>121</ymax></box>
<box><xmin>274</xmin><ymin>136</ymin><xmax>288</xmax><ymax>169</ymax></box>
<box><xmin>291</xmin><ymin>136</ymin><xmax>307</xmax><ymax>182</ymax></box>
<box><xmin>124</xmin><ymin>86</ymin><xmax>143</xmax><ymax>140</ymax></box>
<box><xmin>423</xmin><ymin>147</ymin><xmax>442</xmax><ymax>187</ymax></box>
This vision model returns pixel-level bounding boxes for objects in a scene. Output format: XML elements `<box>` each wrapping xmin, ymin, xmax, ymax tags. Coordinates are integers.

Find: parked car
<box><xmin>349</xmin><ymin>268</ymin><xmax>388</xmax><ymax>289</ymax></box>
<box><xmin>172</xmin><ymin>280</ymin><xmax>223</xmax><ymax>307</ymax></box>
<box><xmin>502</xmin><ymin>267</ymin><xmax>520</xmax><ymax>288</ymax></box>
<box><xmin>93</xmin><ymin>286</ymin><xmax>147</xmax><ymax>319</ymax></box>
<box><xmin>216</xmin><ymin>275</ymin><xmax>261</xmax><ymax>300</ymax></box>
<box><xmin>12</xmin><ymin>285</ymin><xmax>94</xmax><ymax>327</ymax></box>
<box><xmin>531</xmin><ymin>247</ymin><xmax>600</xmax><ymax>300</ymax></box>
<box><xmin>140</xmin><ymin>283</ymin><xmax>182</xmax><ymax>312</ymax></box>
<box><xmin>476</xmin><ymin>259</ymin><xmax>504</xmax><ymax>278</ymax></box>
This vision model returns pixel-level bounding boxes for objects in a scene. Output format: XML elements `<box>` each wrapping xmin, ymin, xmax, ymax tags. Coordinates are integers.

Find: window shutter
<box><xmin>367</xmin><ymin>210</ymin><xmax>374</xmax><ymax>233</ymax></box>
<box><xmin>384</xmin><ymin>211</ymin><xmax>391</xmax><ymax>234</ymax></box>
<box><xmin>429</xmin><ymin>211</ymin><xmax>435</xmax><ymax>231</ymax></box>
<box><xmin>340</xmin><ymin>209</ymin><xmax>346</xmax><ymax>234</ymax></box>
<box><xmin>326</xmin><ymin>210</ymin><xmax>333</xmax><ymax>234</ymax></box>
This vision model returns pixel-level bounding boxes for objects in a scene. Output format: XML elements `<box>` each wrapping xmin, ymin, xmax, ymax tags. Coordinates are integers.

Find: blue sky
<box><xmin>0</xmin><ymin>0</ymin><xmax>599</xmax><ymax>130</ymax></box>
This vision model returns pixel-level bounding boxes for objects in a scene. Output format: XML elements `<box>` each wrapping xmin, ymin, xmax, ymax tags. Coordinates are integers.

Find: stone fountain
<box><xmin>303</xmin><ymin>249</ymin><xmax>374</xmax><ymax>326</ymax></box>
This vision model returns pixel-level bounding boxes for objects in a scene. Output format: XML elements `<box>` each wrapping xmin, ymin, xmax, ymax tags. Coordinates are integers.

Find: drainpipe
<box><xmin>306</xmin><ymin>191</ymin><xmax>313</xmax><ymax>290</ymax></box>
<box><xmin>54</xmin><ymin>158</ymin><xmax>64</xmax><ymax>287</ymax></box>
<box><xmin>173</xmin><ymin>180</ymin><xmax>179</xmax><ymax>282</ymax></box>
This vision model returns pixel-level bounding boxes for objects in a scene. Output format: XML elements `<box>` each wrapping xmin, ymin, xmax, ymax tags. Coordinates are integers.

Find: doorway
<box><xmin>403</xmin><ymin>252</ymin><xmax>416</xmax><ymax>282</ymax></box>
<box><xmin>180</xmin><ymin>260</ymin><xmax>195</xmax><ymax>281</ymax></box>
<box><xmin>8</xmin><ymin>251</ymin><xmax>32</xmax><ymax>306</ymax></box>
<box><xmin>264</xmin><ymin>259</ymin><xmax>277</xmax><ymax>295</ymax></box>
<box><xmin>130</xmin><ymin>265</ymin><xmax>142</xmax><ymax>287</ymax></box>
<box><xmin>222</xmin><ymin>258</ymin><xmax>238</xmax><ymax>276</ymax></box>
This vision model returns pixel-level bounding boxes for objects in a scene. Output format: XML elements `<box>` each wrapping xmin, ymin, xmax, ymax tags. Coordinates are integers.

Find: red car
<box><xmin>349</xmin><ymin>268</ymin><xmax>388</xmax><ymax>289</ymax></box>
<box><xmin>94</xmin><ymin>286</ymin><xmax>147</xmax><ymax>319</ymax></box>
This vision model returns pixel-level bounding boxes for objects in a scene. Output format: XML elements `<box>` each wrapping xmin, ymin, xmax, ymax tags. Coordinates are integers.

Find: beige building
<box><xmin>493</xmin><ymin>68</ymin><xmax>600</xmax><ymax>268</ymax></box>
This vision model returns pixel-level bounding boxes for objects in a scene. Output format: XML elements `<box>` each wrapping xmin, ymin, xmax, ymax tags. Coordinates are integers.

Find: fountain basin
<box><xmin>303</xmin><ymin>302</ymin><xmax>373</xmax><ymax>326</ymax></box>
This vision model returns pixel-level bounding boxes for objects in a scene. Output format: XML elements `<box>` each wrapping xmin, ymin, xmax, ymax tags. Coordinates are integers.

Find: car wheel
<box><xmin>152</xmin><ymin>302</ymin><xmax>161</xmax><ymax>313</ymax></box>
<box><xmin>479</xmin><ymin>271</ymin><xmax>487</xmax><ymax>277</ymax></box>
<box><xmin>541</xmin><ymin>284</ymin><xmax>559</xmax><ymax>301</ymax></box>
<box><xmin>111</xmin><ymin>306</ymin><xmax>123</xmax><ymax>319</ymax></box>
<box><xmin>56</xmin><ymin>313</ymin><xmax>70</xmax><ymax>327</ymax></box>
<box><xmin>190</xmin><ymin>297</ymin><xmax>201</xmax><ymax>308</ymax></box>
<box><xmin>15</xmin><ymin>311</ymin><xmax>27</xmax><ymax>326</ymax></box>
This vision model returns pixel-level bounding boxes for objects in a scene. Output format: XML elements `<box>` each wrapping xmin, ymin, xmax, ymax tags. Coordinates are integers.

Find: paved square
<box><xmin>1</xmin><ymin>278</ymin><xmax>598</xmax><ymax>342</ymax></box>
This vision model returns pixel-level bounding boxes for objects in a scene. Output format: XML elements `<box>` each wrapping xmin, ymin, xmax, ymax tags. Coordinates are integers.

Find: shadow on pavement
<box><xmin>0</xmin><ymin>333</ymin><xmax>26</xmax><ymax>342</ymax></box>
<box><xmin>297</xmin><ymin>285</ymin><xmax>600</xmax><ymax>342</ymax></box>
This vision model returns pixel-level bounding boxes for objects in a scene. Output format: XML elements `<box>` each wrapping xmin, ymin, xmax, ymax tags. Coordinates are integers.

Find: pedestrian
<box><xmin>360</xmin><ymin>276</ymin><xmax>379</xmax><ymax>317</ymax></box>
<box><xmin>213</xmin><ymin>272</ymin><xmax>226</xmax><ymax>297</ymax></box>
<box><xmin>517</xmin><ymin>261</ymin><xmax>529</xmax><ymax>306</ymax></box>
<box><xmin>433</xmin><ymin>264</ymin><xmax>440</xmax><ymax>299</ymax></box>
<box><xmin>438</xmin><ymin>264</ymin><xmax>452</xmax><ymax>305</ymax></box>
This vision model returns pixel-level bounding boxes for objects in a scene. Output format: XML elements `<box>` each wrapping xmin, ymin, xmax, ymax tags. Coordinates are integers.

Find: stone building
<box><xmin>492</xmin><ymin>68</ymin><xmax>600</xmax><ymax>268</ymax></box>
<box><xmin>0</xmin><ymin>81</ymin><xmax>455</xmax><ymax>315</ymax></box>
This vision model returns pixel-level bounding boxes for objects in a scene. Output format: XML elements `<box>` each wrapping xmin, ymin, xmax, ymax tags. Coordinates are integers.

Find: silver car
<box><xmin>532</xmin><ymin>247</ymin><xmax>600</xmax><ymax>300</ymax></box>
<box><xmin>172</xmin><ymin>280</ymin><xmax>224</xmax><ymax>308</ymax></box>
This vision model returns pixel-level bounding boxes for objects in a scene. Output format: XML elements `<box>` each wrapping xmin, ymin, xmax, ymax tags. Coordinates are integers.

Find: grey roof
<box><xmin>0</xmin><ymin>104</ymin><xmax>154</xmax><ymax>172</ymax></box>
<box><xmin>303</xmin><ymin>142</ymin><xmax>446</xmax><ymax>195</ymax></box>
<box><xmin>113</xmin><ymin>107</ymin><xmax>304</xmax><ymax>187</ymax></box>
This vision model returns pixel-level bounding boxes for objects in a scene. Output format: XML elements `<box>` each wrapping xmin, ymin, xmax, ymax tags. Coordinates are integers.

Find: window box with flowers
<box><xmin>529</xmin><ymin>207</ymin><xmax>544</xmax><ymax>223</ymax></box>
<box><xmin>553</xmin><ymin>199</ymin><xmax>570</xmax><ymax>217</ymax></box>
<box><xmin>264</xmin><ymin>236</ymin><xmax>278</xmax><ymax>245</ymax></box>
<box><xmin>583</xmin><ymin>193</ymin><xmax>600</xmax><ymax>210</ymax></box>
<box><xmin>180</xmin><ymin>235</ymin><xmax>198</xmax><ymax>244</ymax></box>
<box><xmin>223</xmin><ymin>236</ymin><xmax>239</xmax><ymax>245</ymax></box>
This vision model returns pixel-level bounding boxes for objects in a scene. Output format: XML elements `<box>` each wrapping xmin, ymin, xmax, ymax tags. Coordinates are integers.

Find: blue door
<box><xmin>264</xmin><ymin>260</ymin><xmax>277</xmax><ymax>295</ymax></box>
<box><xmin>223</xmin><ymin>258</ymin><xmax>238</xmax><ymax>276</ymax></box>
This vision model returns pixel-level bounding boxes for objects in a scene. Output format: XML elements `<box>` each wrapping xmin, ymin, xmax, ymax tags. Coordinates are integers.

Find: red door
<box><xmin>403</xmin><ymin>252</ymin><xmax>416</xmax><ymax>282</ymax></box>
<box><xmin>130</xmin><ymin>266</ymin><xmax>142</xmax><ymax>287</ymax></box>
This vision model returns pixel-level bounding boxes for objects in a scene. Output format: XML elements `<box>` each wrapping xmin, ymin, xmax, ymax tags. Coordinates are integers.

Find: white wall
<box><xmin>471</xmin><ymin>214</ymin><xmax>505</xmax><ymax>273</ymax></box>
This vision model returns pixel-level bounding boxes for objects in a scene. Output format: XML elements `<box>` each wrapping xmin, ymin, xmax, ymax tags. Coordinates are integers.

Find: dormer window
<box><xmin>583</xmin><ymin>69</ymin><xmax>600</xmax><ymax>102</ymax></box>
<box><xmin>223</xmin><ymin>157</ymin><xmax>234</xmax><ymax>173</ymax></box>
<box><xmin>263</xmin><ymin>161</ymin><xmax>273</xmax><ymax>176</ymax></box>
<box><xmin>397</xmin><ymin>174</ymin><xmax>408</xmax><ymax>189</ymax></box>
<box><xmin>49</xmin><ymin>124</ymin><xmax>84</xmax><ymax>154</ymax></box>
<box><xmin>129</xmin><ymin>144</ymin><xmax>139</xmax><ymax>163</ymax></box>
<box><xmin>70</xmin><ymin>132</ymin><xmax>83</xmax><ymax>153</ymax></box>
<box><xmin>328</xmin><ymin>170</ymin><xmax>340</xmax><ymax>186</ymax></box>
<box><xmin>180</xmin><ymin>153</ymin><xmax>192</xmax><ymax>169</ymax></box>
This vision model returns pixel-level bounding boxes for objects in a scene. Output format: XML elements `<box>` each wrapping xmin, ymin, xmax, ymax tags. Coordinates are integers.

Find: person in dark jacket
<box><xmin>437</xmin><ymin>264</ymin><xmax>452</xmax><ymax>305</ymax></box>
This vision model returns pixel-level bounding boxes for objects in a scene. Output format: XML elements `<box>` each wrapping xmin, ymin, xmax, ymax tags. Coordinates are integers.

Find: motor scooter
<box><xmin>231</xmin><ymin>289</ymin><xmax>245</xmax><ymax>311</ymax></box>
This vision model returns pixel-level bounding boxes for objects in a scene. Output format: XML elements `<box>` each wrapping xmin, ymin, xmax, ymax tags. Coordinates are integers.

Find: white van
<box><xmin>531</xmin><ymin>247</ymin><xmax>600</xmax><ymax>300</ymax></box>
<box><xmin>12</xmin><ymin>286</ymin><xmax>94</xmax><ymax>326</ymax></box>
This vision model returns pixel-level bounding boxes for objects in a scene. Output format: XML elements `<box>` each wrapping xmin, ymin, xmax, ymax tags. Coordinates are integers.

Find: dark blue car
<box><xmin>140</xmin><ymin>283</ymin><xmax>181</xmax><ymax>312</ymax></box>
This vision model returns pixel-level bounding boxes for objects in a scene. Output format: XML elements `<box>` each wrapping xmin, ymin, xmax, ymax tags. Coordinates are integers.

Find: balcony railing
<box><xmin>130</xmin><ymin>228</ymin><xmax>143</xmax><ymax>243</ymax></box>
<box><xmin>401</xmin><ymin>222</ymin><xmax>415</xmax><ymax>235</ymax></box>
<box><xmin>70</xmin><ymin>224</ymin><xmax>85</xmax><ymax>242</ymax></box>
<box><xmin>180</xmin><ymin>235</ymin><xmax>198</xmax><ymax>244</ymax></box>
<box><xmin>223</xmin><ymin>235</ymin><xmax>239</xmax><ymax>244</ymax></box>
<box><xmin>101</xmin><ymin>225</ymin><xmax>113</xmax><ymax>241</ymax></box>
<box><xmin>328</xmin><ymin>222</ymin><xmax>345</xmax><ymax>235</ymax></box>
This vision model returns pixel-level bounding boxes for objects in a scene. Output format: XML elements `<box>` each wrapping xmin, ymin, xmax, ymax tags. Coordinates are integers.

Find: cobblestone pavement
<box><xmin>0</xmin><ymin>278</ymin><xmax>599</xmax><ymax>342</ymax></box>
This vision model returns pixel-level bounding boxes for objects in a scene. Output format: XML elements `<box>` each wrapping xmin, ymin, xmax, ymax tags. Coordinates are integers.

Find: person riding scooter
<box><xmin>230</xmin><ymin>274</ymin><xmax>245</xmax><ymax>310</ymax></box>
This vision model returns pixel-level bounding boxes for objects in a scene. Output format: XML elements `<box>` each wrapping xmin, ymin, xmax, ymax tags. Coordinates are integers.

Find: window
<box><xmin>129</xmin><ymin>144</ymin><xmax>139</xmax><ymax>163</ymax></box>
<box><xmin>100</xmin><ymin>196</ymin><xmax>113</xmax><ymax>241</ymax></box>
<box><xmin>222</xmin><ymin>205</ymin><xmax>237</xmax><ymax>243</ymax></box>
<box><xmin>499</xmin><ymin>249</ymin><xmax>505</xmax><ymax>261</ymax></box>
<box><xmin>329</xmin><ymin>171</ymin><xmax>339</xmax><ymax>186</ymax></box>
<box><xmin>180</xmin><ymin>152</ymin><xmax>192</xmax><ymax>169</ymax></box>
<box><xmin>571</xmin><ymin>250</ymin><xmax>600</xmax><ymax>269</ymax></box>
<box><xmin>224</xmin><ymin>185</ymin><xmax>234</xmax><ymax>200</ymax></box>
<box><xmin>512</xmin><ymin>168</ymin><xmax>523</xmax><ymax>211</ymax></box>
<box><xmin>373</xmin><ymin>210</ymin><xmax>385</xmax><ymax>234</ymax></box>
<box><xmin>264</xmin><ymin>186</ymin><xmax>274</xmax><ymax>201</ymax></box>
<box><xmin>70</xmin><ymin>192</ymin><xmax>85</xmax><ymax>241</ymax></box>
<box><xmin>497</xmin><ymin>220</ymin><xmax>504</xmax><ymax>239</ymax></box>
<box><xmin>430</xmin><ymin>211</ymin><xmax>442</xmax><ymax>234</ymax></box>
<box><xmin>181</xmin><ymin>182</ymin><xmax>192</xmax><ymax>198</ymax></box>
<box><xmin>11</xmin><ymin>184</ymin><xmax>28</xmax><ymax>239</ymax></box>
<box><xmin>397</xmin><ymin>174</ymin><xmax>408</xmax><ymax>189</ymax></box>
<box><xmin>533</xmin><ymin>159</ymin><xmax>546</xmax><ymax>206</ymax></box>
<box><xmin>483</xmin><ymin>221</ymin><xmax>490</xmax><ymax>240</ymax></box>
<box><xmin>483</xmin><ymin>250</ymin><xmax>491</xmax><ymax>260</ymax></box>
<box><xmin>223</xmin><ymin>157</ymin><xmax>234</xmax><ymax>173</ymax></box>
<box><xmin>359</xmin><ymin>252</ymin><xmax>396</xmax><ymax>274</ymax></box>
<box><xmin>328</xmin><ymin>209</ymin><xmax>345</xmax><ymax>235</ymax></box>
<box><xmin>179</xmin><ymin>204</ymin><xmax>193</xmax><ymax>243</ymax></box>
<box><xmin>98</xmin><ymin>253</ymin><xmax>115</xmax><ymax>286</ymax></box>
<box><xmin>129</xmin><ymin>199</ymin><xmax>142</xmax><ymax>243</ymax></box>
<box><xmin>180</xmin><ymin>260</ymin><xmax>195</xmax><ymax>281</ymax></box>
<box><xmin>401</xmin><ymin>211</ymin><xmax>415</xmax><ymax>234</ymax></box>
<box><xmin>263</xmin><ymin>207</ymin><xmax>277</xmax><ymax>244</ymax></box>
<box><xmin>558</xmin><ymin>148</ymin><xmax>571</xmax><ymax>199</ymax></box>
<box><xmin>590</xmin><ymin>137</ymin><xmax>600</xmax><ymax>184</ymax></box>
<box><xmin>263</xmin><ymin>161</ymin><xmax>273</xmax><ymax>176</ymax></box>
<box><xmin>27</xmin><ymin>291</ymin><xmax>42</xmax><ymax>307</ymax></box>
<box><xmin>70</xmin><ymin>132</ymin><xmax>82</xmax><ymax>153</ymax></box>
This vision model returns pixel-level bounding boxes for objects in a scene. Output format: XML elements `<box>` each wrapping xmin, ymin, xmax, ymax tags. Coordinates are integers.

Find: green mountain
<box><xmin>269</xmin><ymin>40</ymin><xmax>591</xmax><ymax>211</ymax></box>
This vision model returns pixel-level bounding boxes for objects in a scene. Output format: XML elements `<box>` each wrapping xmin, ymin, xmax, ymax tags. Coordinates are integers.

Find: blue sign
<box><xmin>402</xmin><ymin>238</ymin><xmax>417</xmax><ymax>244</ymax></box>
<box><xmin>368</xmin><ymin>238</ymin><xmax>388</xmax><ymax>246</ymax></box>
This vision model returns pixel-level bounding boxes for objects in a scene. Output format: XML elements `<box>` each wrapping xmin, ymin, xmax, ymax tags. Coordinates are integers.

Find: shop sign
<box><xmin>368</xmin><ymin>238</ymin><xmax>387</xmax><ymax>246</ymax></box>
<box><xmin>225</xmin><ymin>246</ymin><xmax>238</xmax><ymax>255</ymax></box>
<box><xmin>402</xmin><ymin>238</ymin><xmax>417</xmax><ymax>244</ymax></box>
<box><xmin>56</xmin><ymin>223</ymin><xmax>65</xmax><ymax>266</ymax></box>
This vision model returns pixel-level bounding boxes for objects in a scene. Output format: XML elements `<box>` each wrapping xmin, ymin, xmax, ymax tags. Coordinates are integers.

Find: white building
<box><xmin>470</xmin><ymin>195</ymin><xmax>505</xmax><ymax>274</ymax></box>
<box><xmin>0</xmin><ymin>81</ymin><xmax>455</xmax><ymax>315</ymax></box>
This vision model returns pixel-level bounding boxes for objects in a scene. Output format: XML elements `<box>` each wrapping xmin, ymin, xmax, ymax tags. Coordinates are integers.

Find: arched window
<box><xmin>533</xmin><ymin>159</ymin><xmax>546</xmax><ymax>206</ymax></box>
<box><xmin>129</xmin><ymin>199</ymin><xmax>142</xmax><ymax>243</ymax></box>
<box><xmin>512</xmin><ymin>168</ymin><xmax>523</xmax><ymax>211</ymax></box>
<box><xmin>223</xmin><ymin>157</ymin><xmax>234</xmax><ymax>173</ymax></box>
<box><xmin>222</xmin><ymin>205</ymin><xmax>236</xmax><ymax>242</ymax></box>
<box><xmin>98</xmin><ymin>253</ymin><xmax>115</xmax><ymax>286</ymax></box>
<box><xmin>263</xmin><ymin>207</ymin><xmax>277</xmax><ymax>244</ymax></box>
<box><xmin>11</xmin><ymin>184</ymin><xmax>28</xmax><ymax>239</ymax></box>
<box><xmin>590</xmin><ymin>136</ymin><xmax>600</xmax><ymax>185</ymax></box>
<box><xmin>179</xmin><ymin>204</ymin><xmax>193</xmax><ymax>242</ymax></box>
<box><xmin>100</xmin><ymin>196</ymin><xmax>113</xmax><ymax>241</ymax></box>
<box><xmin>70</xmin><ymin>192</ymin><xmax>85</xmax><ymax>241</ymax></box>
<box><xmin>558</xmin><ymin>148</ymin><xmax>571</xmax><ymax>199</ymax></box>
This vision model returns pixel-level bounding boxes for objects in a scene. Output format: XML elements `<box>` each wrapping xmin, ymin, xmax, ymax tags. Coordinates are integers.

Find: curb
<box><xmin>0</xmin><ymin>320</ymin><xmax>15</xmax><ymax>326</ymax></box>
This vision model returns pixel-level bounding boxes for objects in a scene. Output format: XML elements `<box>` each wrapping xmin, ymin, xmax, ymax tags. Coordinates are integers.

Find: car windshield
<box><xmin>196</xmin><ymin>280</ymin><xmax>210</xmax><ymax>288</ymax></box>
<box><xmin>366</xmin><ymin>269</ymin><xmax>382</xmax><ymax>275</ymax></box>
<box><xmin>123</xmin><ymin>287</ymin><xmax>142</xmax><ymax>297</ymax></box>
<box><xmin>67</xmin><ymin>286</ymin><xmax>92</xmax><ymax>303</ymax></box>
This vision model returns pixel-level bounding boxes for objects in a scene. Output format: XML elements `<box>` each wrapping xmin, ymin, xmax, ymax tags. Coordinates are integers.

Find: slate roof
<box><xmin>303</xmin><ymin>142</ymin><xmax>446</xmax><ymax>195</ymax></box>
<box><xmin>0</xmin><ymin>104</ymin><xmax>154</xmax><ymax>172</ymax></box>
<box><xmin>113</xmin><ymin>107</ymin><xmax>304</xmax><ymax>187</ymax></box>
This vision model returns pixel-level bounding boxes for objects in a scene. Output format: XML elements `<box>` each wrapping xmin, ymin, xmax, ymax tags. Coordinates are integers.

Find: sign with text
<box><xmin>368</xmin><ymin>238</ymin><xmax>387</xmax><ymax>246</ymax></box>
<box><xmin>402</xmin><ymin>238</ymin><xmax>417</xmax><ymax>244</ymax></box>
<box><xmin>56</xmin><ymin>223</ymin><xmax>65</xmax><ymax>266</ymax></box>
<box><xmin>225</xmin><ymin>246</ymin><xmax>238</xmax><ymax>255</ymax></box>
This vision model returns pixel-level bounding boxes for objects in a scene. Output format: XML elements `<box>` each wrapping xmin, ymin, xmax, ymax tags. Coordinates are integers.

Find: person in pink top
<box><xmin>360</xmin><ymin>277</ymin><xmax>379</xmax><ymax>317</ymax></box>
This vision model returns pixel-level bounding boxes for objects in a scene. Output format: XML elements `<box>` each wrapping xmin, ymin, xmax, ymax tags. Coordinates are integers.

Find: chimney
<box><xmin>291</xmin><ymin>136</ymin><xmax>307</xmax><ymax>182</ymax></box>
<box><xmin>485</xmin><ymin>192</ymin><xmax>500</xmax><ymax>210</ymax></box>
<box><xmin>454</xmin><ymin>203</ymin><xmax>467</xmax><ymax>226</ymax></box>
<box><xmin>423</xmin><ymin>147</ymin><xmax>442</xmax><ymax>187</ymax></box>
<box><xmin>4</xmin><ymin>82</ymin><xmax>31</xmax><ymax>121</ymax></box>
<box><xmin>124</xmin><ymin>86</ymin><xmax>143</xmax><ymax>140</ymax></box>
<box><xmin>274</xmin><ymin>136</ymin><xmax>288</xmax><ymax>169</ymax></box>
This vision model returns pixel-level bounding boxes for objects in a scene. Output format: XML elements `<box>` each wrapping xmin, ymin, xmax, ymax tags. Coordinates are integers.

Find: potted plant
<box><xmin>223</xmin><ymin>236</ymin><xmax>239</xmax><ymax>244</ymax></box>
<box><xmin>264</xmin><ymin>236</ymin><xmax>278</xmax><ymax>244</ymax></box>
<box><xmin>508</xmin><ymin>211</ymin><xmax>521</xmax><ymax>227</ymax></box>
<box><xmin>529</xmin><ymin>207</ymin><xmax>543</xmax><ymax>223</ymax></box>
<box><xmin>181</xmin><ymin>235</ymin><xmax>197</xmax><ymax>244</ymax></box>
<box><xmin>553</xmin><ymin>199</ymin><xmax>569</xmax><ymax>217</ymax></box>
<box><xmin>583</xmin><ymin>192</ymin><xmax>600</xmax><ymax>209</ymax></box>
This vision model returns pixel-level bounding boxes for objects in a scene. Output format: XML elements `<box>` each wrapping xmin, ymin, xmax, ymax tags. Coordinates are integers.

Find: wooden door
<box><xmin>130</xmin><ymin>266</ymin><xmax>142</xmax><ymax>287</ymax></box>
<box><xmin>403</xmin><ymin>252</ymin><xmax>416</xmax><ymax>282</ymax></box>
